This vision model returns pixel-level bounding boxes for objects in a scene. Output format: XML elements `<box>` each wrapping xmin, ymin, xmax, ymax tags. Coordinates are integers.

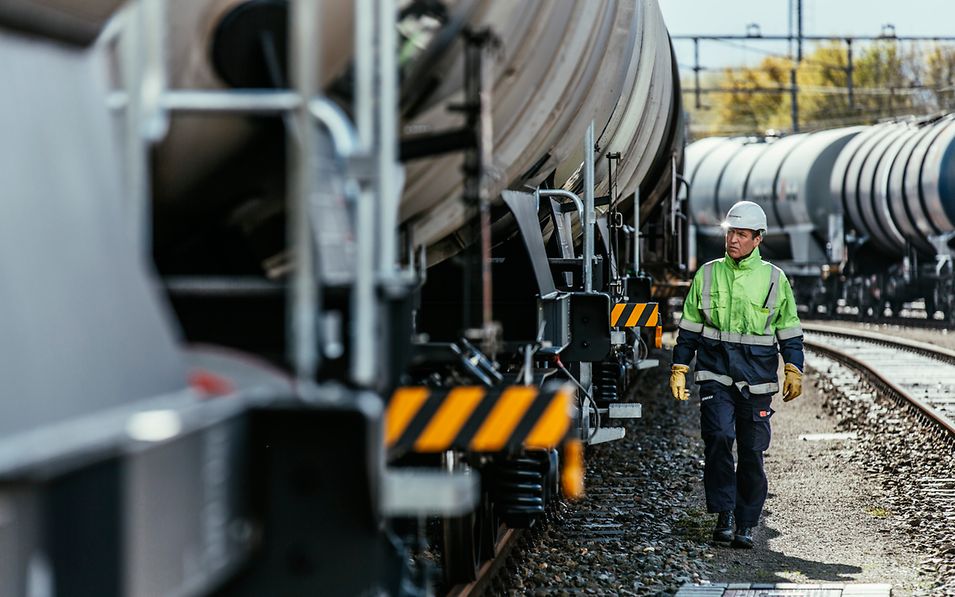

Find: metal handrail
<box><xmin>583</xmin><ymin>122</ymin><xmax>595</xmax><ymax>294</ymax></box>
<box><xmin>117</xmin><ymin>0</ymin><xmax>383</xmax><ymax>389</ymax></box>
<box><xmin>288</xmin><ymin>0</ymin><xmax>322</xmax><ymax>384</ymax></box>
<box><xmin>536</xmin><ymin>122</ymin><xmax>597</xmax><ymax>295</ymax></box>
<box><xmin>538</xmin><ymin>189</ymin><xmax>584</xmax><ymax>219</ymax></box>
<box><xmin>538</xmin><ymin>188</ymin><xmax>586</xmax><ymax>286</ymax></box>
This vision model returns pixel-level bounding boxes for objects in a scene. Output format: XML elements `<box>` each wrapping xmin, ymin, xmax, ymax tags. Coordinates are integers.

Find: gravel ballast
<box><xmin>499</xmin><ymin>358</ymin><xmax>712</xmax><ymax>596</ymax></box>
<box><xmin>810</xmin><ymin>352</ymin><xmax>955</xmax><ymax>595</ymax></box>
<box><xmin>497</xmin><ymin>348</ymin><xmax>938</xmax><ymax>596</ymax></box>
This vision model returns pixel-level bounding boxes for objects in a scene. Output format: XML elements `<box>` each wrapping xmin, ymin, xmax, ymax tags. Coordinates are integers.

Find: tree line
<box><xmin>685</xmin><ymin>41</ymin><xmax>955</xmax><ymax>137</ymax></box>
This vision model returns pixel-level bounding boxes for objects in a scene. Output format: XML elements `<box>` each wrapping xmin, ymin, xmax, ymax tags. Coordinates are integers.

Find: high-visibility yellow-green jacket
<box><xmin>673</xmin><ymin>247</ymin><xmax>803</xmax><ymax>396</ymax></box>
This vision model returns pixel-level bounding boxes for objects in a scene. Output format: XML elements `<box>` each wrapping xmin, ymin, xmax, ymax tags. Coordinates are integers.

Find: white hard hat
<box><xmin>722</xmin><ymin>200</ymin><xmax>767</xmax><ymax>233</ymax></box>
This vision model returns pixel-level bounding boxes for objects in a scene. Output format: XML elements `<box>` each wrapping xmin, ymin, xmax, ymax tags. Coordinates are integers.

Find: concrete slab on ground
<box><xmin>676</xmin><ymin>583</ymin><xmax>892</xmax><ymax>596</ymax></box>
<box><xmin>692</xmin><ymin>362</ymin><xmax>926</xmax><ymax>593</ymax></box>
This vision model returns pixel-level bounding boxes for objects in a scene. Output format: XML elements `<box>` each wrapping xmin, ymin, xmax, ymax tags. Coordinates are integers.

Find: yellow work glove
<box><xmin>669</xmin><ymin>364</ymin><xmax>690</xmax><ymax>401</ymax></box>
<box><xmin>782</xmin><ymin>363</ymin><xmax>802</xmax><ymax>402</ymax></box>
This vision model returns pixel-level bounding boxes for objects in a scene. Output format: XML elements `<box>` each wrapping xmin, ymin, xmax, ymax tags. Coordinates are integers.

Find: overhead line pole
<box><xmin>693</xmin><ymin>38</ymin><xmax>702</xmax><ymax>110</ymax></box>
<box><xmin>790</xmin><ymin>69</ymin><xmax>799</xmax><ymax>132</ymax></box>
<box><xmin>795</xmin><ymin>0</ymin><xmax>803</xmax><ymax>132</ymax></box>
<box><xmin>797</xmin><ymin>0</ymin><xmax>803</xmax><ymax>63</ymax></box>
<box><xmin>847</xmin><ymin>39</ymin><xmax>854</xmax><ymax>111</ymax></box>
<box><xmin>788</xmin><ymin>0</ymin><xmax>793</xmax><ymax>59</ymax></box>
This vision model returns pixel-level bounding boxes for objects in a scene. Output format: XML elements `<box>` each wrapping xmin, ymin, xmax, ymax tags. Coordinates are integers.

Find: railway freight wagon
<box><xmin>0</xmin><ymin>0</ymin><xmax>683</xmax><ymax>595</ymax></box>
<box><xmin>685</xmin><ymin>114</ymin><xmax>955</xmax><ymax>320</ymax></box>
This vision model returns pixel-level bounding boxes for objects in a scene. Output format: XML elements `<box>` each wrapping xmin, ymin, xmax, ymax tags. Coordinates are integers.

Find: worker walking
<box><xmin>669</xmin><ymin>201</ymin><xmax>804</xmax><ymax>548</ymax></box>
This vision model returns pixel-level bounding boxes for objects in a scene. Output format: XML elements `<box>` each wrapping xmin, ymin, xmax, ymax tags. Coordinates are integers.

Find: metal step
<box><xmin>607</xmin><ymin>403</ymin><xmax>642</xmax><ymax>419</ymax></box>
<box><xmin>588</xmin><ymin>427</ymin><xmax>626</xmax><ymax>445</ymax></box>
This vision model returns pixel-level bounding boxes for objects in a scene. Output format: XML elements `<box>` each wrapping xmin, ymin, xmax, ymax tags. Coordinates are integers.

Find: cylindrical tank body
<box><xmin>685</xmin><ymin>126</ymin><xmax>863</xmax><ymax>265</ymax></box>
<box><xmin>887</xmin><ymin>122</ymin><xmax>937</xmax><ymax>253</ymax></box>
<box><xmin>831</xmin><ymin>122</ymin><xmax>901</xmax><ymax>252</ymax></box>
<box><xmin>682</xmin><ymin>136</ymin><xmax>734</xmax><ymax>200</ymax></box>
<box><xmin>745</xmin><ymin>133</ymin><xmax>808</xmax><ymax>231</ymax></box>
<box><xmin>594</xmin><ymin>1</ymin><xmax>678</xmax><ymax>202</ymax></box>
<box><xmin>873</xmin><ymin>126</ymin><xmax>923</xmax><ymax>253</ymax></box>
<box><xmin>685</xmin><ymin>138</ymin><xmax>746</xmax><ymax>227</ymax></box>
<box><xmin>902</xmin><ymin>118</ymin><xmax>952</xmax><ymax>245</ymax></box>
<box><xmin>688</xmin><ymin>114</ymin><xmax>955</xmax><ymax>266</ymax></box>
<box><xmin>155</xmin><ymin>0</ymin><xmax>355</xmax><ymax>206</ymax></box>
<box><xmin>715</xmin><ymin>143</ymin><xmax>768</xmax><ymax>226</ymax></box>
<box><xmin>151</xmin><ymin>0</ymin><xmax>680</xmax><ymax>264</ymax></box>
<box><xmin>406</xmin><ymin>0</ymin><xmax>680</xmax><ymax>260</ymax></box>
<box><xmin>775</xmin><ymin>127</ymin><xmax>861</xmax><ymax>233</ymax></box>
<box><xmin>918</xmin><ymin>118</ymin><xmax>955</xmax><ymax>241</ymax></box>
<box><xmin>859</xmin><ymin>124</ymin><xmax>910</xmax><ymax>253</ymax></box>
<box><xmin>829</xmin><ymin>114</ymin><xmax>955</xmax><ymax>257</ymax></box>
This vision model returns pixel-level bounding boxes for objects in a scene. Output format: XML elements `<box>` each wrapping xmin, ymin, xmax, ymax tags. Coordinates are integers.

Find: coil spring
<box><xmin>487</xmin><ymin>452</ymin><xmax>550</xmax><ymax>528</ymax></box>
<box><xmin>595</xmin><ymin>359</ymin><xmax>621</xmax><ymax>404</ymax></box>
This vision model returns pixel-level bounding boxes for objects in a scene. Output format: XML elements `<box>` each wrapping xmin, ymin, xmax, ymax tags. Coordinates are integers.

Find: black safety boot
<box><xmin>732</xmin><ymin>526</ymin><xmax>754</xmax><ymax>549</ymax></box>
<box><xmin>712</xmin><ymin>512</ymin><xmax>734</xmax><ymax>543</ymax></box>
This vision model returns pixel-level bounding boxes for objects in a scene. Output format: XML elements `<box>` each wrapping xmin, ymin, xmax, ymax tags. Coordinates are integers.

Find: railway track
<box><xmin>803</xmin><ymin>322</ymin><xmax>955</xmax><ymax>437</ymax></box>
<box><xmin>446</xmin><ymin>528</ymin><xmax>523</xmax><ymax>597</ymax></box>
<box><xmin>444</xmin><ymin>484</ymin><xmax>647</xmax><ymax>596</ymax></box>
<box><xmin>449</xmin><ymin>326</ymin><xmax>955</xmax><ymax>597</ymax></box>
<box><xmin>808</xmin><ymin>310</ymin><xmax>954</xmax><ymax>330</ymax></box>
<box><xmin>804</xmin><ymin>323</ymin><xmax>955</xmax><ymax>593</ymax></box>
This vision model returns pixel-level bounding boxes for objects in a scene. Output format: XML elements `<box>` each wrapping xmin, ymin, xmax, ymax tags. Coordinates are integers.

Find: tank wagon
<box><xmin>686</xmin><ymin>113</ymin><xmax>955</xmax><ymax>320</ymax></box>
<box><xmin>0</xmin><ymin>0</ymin><xmax>684</xmax><ymax>595</ymax></box>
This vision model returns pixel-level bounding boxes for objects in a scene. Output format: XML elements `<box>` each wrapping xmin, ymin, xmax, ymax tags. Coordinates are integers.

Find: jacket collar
<box><xmin>724</xmin><ymin>246</ymin><xmax>762</xmax><ymax>270</ymax></box>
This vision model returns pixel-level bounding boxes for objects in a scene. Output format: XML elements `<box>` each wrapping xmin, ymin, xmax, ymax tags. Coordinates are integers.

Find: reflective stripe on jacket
<box><xmin>673</xmin><ymin>247</ymin><xmax>804</xmax><ymax>396</ymax></box>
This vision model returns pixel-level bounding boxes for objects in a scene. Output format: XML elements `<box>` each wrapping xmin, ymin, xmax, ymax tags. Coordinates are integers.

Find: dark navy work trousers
<box><xmin>698</xmin><ymin>382</ymin><xmax>774</xmax><ymax>528</ymax></box>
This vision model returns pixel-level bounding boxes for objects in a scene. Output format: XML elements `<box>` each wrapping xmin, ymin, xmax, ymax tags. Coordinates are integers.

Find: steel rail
<box><xmin>803</xmin><ymin>324</ymin><xmax>955</xmax><ymax>438</ymax></box>
<box><xmin>807</xmin><ymin>312</ymin><xmax>953</xmax><ymax>331</ymax></box>
<box><xmin>446</xmin><ymin>528</ymin><xmax>523</xmax><ymax>597</ymax></box>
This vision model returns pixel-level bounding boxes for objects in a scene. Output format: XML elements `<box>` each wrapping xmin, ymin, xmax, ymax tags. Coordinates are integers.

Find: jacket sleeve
<box><xmin>673</xmin><ymin>269</ymin><xmax>705</xmax><ymax>367</ymax></box>
<box><xmin>773</xmin><ymin>273</ymin><xmax>804</xmax><ymax>371</ymax></box>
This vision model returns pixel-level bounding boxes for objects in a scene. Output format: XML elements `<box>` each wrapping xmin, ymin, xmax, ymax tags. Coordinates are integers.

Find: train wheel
<box><xmin>441</xmin><ymin>452</ymin><xmax>493</xmax><ymax>584</ymax></box>
<box><xmin>940</xmin><ymin>279</ymin><xmax>955</xmax><ymax>322</ymax></box>
<box><xmin>478</xmin><ymin>489</ymin><xmax>497</xmax><ymax>561</ymax></box>
<box><xmin>442</xmin><ymin>510</ymin><xmax>481</xmax><ymax>584</ymax></box>
<box><xmin>889</xmin><ymin>300</ymin><xmax>903</xmax><ymax>317</ymax></box>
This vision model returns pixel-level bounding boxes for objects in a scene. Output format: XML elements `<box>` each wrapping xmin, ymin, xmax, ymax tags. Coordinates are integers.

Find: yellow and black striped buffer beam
<box><xmin>610</xmin><ymin>302</ymin><xmax>659</xmax><ymax>327</ymax></box>
<box><xmin>385</xmin><ymin>384</ymin><xmax>573</xmax><ymax>456</ymax></box>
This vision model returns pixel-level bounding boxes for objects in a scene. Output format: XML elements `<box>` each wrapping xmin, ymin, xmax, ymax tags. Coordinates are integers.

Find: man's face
<box><xmin>725</xmin><ymin>227</ymin><xmax>761</xmax><ymax>260</ymax></box>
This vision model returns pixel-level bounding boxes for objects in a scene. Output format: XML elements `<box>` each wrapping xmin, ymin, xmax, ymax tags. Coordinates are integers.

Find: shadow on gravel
<box><xmin>706</xmin><ymin>517</ymin><xmax>864</xmax><ymax>585</ymax></box>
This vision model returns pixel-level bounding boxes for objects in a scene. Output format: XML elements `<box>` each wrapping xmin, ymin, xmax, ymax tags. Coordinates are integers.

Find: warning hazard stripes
<box><xmin>385</xmin><ymin>385</ymin><xmax>573</xmax><ymax>455</ymax></box>
<box><xmin>609</xmin><ymin>302</ymin><xmax>659</xmax><ymax>328</ymax></box>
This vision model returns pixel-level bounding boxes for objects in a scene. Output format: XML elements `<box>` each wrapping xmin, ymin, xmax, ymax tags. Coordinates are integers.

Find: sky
<box><xmin>659</xmin><ymin>0</ymin><xmax>955</xmax><ymax>72</ymax></box>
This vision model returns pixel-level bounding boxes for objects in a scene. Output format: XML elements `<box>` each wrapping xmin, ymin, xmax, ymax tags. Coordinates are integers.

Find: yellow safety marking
<box><xmin>625</xmin><ymin>303</ymin><xmax>646</xmax><ymax>327</ymax></box>
<box><xmin>610</xmin><ymin>303</ymin><xmax>626</xmax><ymax>327</ymax></box>
<box><xmin>647</xmin><ymin>306</ymin><xmax>659</xmax><ymax>327</ymax></box>
<box><xmin>385</xmin><ymin>387</ymin><xmax>430</xmax><ymax>446</ymax></box>
<box><xmin>524</xmin><ymin>386</ymin><xmax>572</xmax><ymax>449</ymax></box>
<box><xmin>469</xmin><ymin>386</ymin><xmax>538</xmax><ymax>452</ymax></box>
<box><xmin>414</xmin><ymin>386</ymin><xmax>485</xmax><ymax>452</ymax></box>
<box><xmin>561</xmin><ymin>438</ymin><xmax>585</xmax><ymax>499</ymax></box>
